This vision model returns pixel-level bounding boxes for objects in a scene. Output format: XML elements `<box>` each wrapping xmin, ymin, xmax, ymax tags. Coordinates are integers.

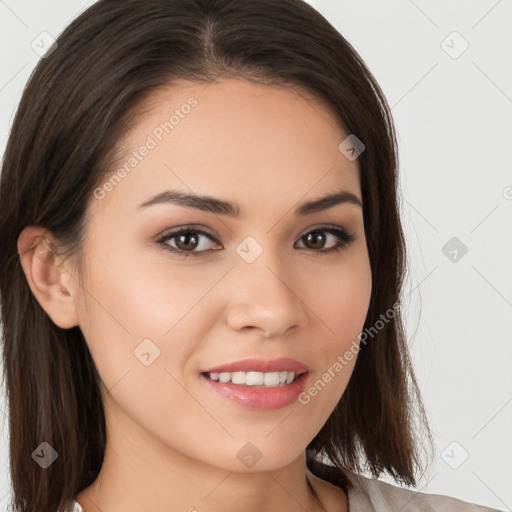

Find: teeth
<box><xmin>263</xmin><ymin>372</ymin><xmax>279</xmax><ymax>386</ymax></box>
<box><xmin>231</xmin><ymin>371</ymin><xmax>246</xmax><ymax>385</ymax></box>
<box><xmin>247</xmin><ymin>372</ymin><xmax>264</xmax><ymax>386</ymax></box>
<box><xmin>207</xmin><ymin>371</ymin><xmax>298</xmax><ymax>387</ymax></box>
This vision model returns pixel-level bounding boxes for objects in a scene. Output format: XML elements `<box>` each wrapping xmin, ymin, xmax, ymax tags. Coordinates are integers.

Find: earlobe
<box><xmin>17</xmin><ymin>226</ymin><xmax>80</xmax><ymax>329</ymax></box>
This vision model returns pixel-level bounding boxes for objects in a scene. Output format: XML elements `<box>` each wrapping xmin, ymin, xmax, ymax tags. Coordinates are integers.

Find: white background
<box><xmin>0</xmin><ymin>0</ymin><xmax>511</xmax><ymax>510</ymax></box>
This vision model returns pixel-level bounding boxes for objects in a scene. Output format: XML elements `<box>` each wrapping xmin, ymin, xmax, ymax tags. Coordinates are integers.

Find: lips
<box><xmin>201</xmin><ymin>357</ymin><xmax>309</xmax><ymax>374</ymax></box>
<box><xmin>200</xmin><ymin>371</ymin><xmax>310</xmax><ymax>410</ymax></box>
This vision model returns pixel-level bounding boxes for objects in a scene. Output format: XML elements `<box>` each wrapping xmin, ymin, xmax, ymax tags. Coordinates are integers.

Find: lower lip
<box><xmin>200</xmin><ymin>372</ymin><xmax>310</xmax><ymax>410</ymax></box>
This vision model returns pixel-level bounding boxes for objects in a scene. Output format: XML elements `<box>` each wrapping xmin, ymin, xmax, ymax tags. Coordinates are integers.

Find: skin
<box><xmin>18</xmin><ymin>78</ymin><xmax>372</xmax><ymax>512</ymax></box>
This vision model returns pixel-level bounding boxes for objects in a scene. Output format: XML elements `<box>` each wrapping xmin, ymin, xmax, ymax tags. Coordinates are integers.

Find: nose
<box><xmin>225</xmin><ymin>256</ymin><xmax>309</xmax><ymax>339</ymax></box>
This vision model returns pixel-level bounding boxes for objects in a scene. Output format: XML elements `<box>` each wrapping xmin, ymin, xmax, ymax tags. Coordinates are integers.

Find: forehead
<box><xmin>91</xmin><ymin>78</ymin><xmax>361</xmax><ymax>217</ymax></box>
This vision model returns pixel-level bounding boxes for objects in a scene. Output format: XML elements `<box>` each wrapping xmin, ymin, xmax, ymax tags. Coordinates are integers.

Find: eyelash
<box><xmin>155</xmin><ymin>225</ymin><xmax>356</xmax><ymax>259</ymax></box>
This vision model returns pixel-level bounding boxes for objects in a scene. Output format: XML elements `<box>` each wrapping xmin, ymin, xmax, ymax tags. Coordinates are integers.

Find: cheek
<box><xmin>299</xmin><ymin>269</ymin><xmax>371</xmax><ymax>425</ymax></box>
<box><xmin>81</xmin><ymin>241</ymin><xmax>216</xmax><ymax>332</ymax></box>
<box><xmin>320</xmin><ymin>251</ymin><xmax>372</xmax><ymax>345</ymax></box>
<box><xmin>305</xmin><ymin>251</ymin><xmax>371</xmax><ymax>406</ymax></box>
<box><xmin>76</xmin><ymin>247</ymin><xmax>231</xmax><ymax>385</ymax></box>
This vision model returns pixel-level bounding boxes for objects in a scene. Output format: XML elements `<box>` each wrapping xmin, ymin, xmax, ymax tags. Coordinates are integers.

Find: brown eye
<box><xmin>156</xmin><ymin>228</ymin><xmax>219</xmax><ymax>258</ymax></box>
<box><xmin>296</xmin><ymin>227</ymin><xmax>355</xmax><ymax>254</ymax></box>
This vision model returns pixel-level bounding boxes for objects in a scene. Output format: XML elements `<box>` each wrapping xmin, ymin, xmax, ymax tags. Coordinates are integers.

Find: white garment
<box><xmin>67</xmin><ymin>470</ymin><xmax>503</xmax><ymax>511</ymax></box>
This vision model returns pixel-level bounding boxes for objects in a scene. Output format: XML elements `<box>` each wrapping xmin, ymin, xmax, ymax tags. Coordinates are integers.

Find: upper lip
<box><xmin>202</xmin><ymin>357</ymin><xmax>309</xmax><ymax>374</ymax></box>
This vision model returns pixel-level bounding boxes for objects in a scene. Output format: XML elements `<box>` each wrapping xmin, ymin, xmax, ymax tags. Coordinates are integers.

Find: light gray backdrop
<box><xmin>0</xmin><ymin>0</ymin><xmax>511</xmax><ymax>510</ymax></box>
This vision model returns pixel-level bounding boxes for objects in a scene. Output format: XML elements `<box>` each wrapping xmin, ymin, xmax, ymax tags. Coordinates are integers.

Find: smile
<box><xmin>204</xmin><ymin>370</ymin><xmax>300</xmax><ymax>387</ymax></box>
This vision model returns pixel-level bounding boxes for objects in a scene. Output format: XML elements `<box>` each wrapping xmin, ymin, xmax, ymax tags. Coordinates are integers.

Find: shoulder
<box><xmin>306</xmin><ymin>459</ymin><xmax>502</xmax><ymax>512</ymax></box>
<box><xmin>343</xmin><ymin>470</ymin><xmax>503</xmax><ymax>512</ymax></box>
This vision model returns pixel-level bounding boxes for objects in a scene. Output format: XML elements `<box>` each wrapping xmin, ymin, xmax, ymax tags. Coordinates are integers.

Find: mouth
<box><xmin>199</xmin><ymin>357</ymin><xmax>311</xmax><ymax>409</ymax></box>
<box><xmin>201</xmin><ymin>370</ymin><xmax>306</xmax><ymax>388</ymax></box>
<box><xmin>200</xmin><ymin>370</ymin><xmax>311</xmax><ymax>410</ymax></box>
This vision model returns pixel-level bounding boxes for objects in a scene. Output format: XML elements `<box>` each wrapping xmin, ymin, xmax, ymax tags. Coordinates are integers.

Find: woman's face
<box><xmin>74</xmin><ymin>78</ymin><xmax>372</xmax><ymax>472</ymax></box>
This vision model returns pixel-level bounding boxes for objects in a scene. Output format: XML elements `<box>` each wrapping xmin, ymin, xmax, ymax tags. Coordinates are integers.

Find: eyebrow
<box><xmin>137</xmin><ymin>188</ymin><xmax>362</xmax><ymax>216</ymax></box>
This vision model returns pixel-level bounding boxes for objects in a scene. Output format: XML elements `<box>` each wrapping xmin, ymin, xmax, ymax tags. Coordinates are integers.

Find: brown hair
<box><xmin>0</xmin><ymin>0</ymin><xmax>433</xmax><ymax>510</ymax></box>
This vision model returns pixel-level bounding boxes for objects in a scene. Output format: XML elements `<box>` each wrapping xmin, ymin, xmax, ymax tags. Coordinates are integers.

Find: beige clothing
<box><xmin>342</xmin><ymin>469</ymin><xmax>503</xmax><ymax>511</ymax></box>
<box><xmin>67</xmin><ymin>469</ymin><xmax>503</xmax><ymax>511</ymax></box>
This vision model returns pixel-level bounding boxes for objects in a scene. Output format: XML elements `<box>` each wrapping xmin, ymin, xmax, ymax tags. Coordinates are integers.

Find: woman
<box><xmin>0</xmin><ymin>0</ymin><xmax>501</xmax><ymax>511</ymax></box>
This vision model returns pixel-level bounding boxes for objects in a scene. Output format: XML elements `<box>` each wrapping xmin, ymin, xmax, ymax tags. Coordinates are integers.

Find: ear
<box><xmin>17</xmin><ymin>226</ymin><xmax>80</xmax><ymax>329</ymax></box>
